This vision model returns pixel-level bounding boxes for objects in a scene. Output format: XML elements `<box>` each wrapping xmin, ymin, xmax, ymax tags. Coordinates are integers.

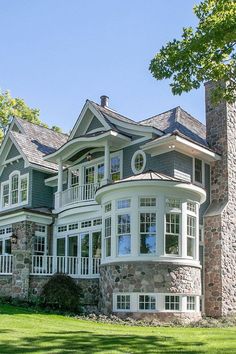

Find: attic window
<box><xmin>131</xmin><ymin>150</ymin><xmax>146</xmax><ymax>174</ymax></box>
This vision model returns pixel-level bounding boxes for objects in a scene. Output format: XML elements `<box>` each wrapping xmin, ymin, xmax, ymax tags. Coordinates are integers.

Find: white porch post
<box><xmin>57</xmin><ymin>158</ymin><xmax>63</xmax><ymax>193</ymax></box>
<box><xmin>102</xmin><ymin>140</ymin><xmax>111</xmax><ymax>185</ymax></box>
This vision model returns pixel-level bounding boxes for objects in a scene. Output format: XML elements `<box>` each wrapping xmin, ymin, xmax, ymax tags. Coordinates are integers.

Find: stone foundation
<box><xmin>113</xmin><ymin>311</ymin><xmax>201</xmax><ymax>323</ymax></box>
<box><xmin>0</xmin><ymin>275</ymin><xmax>12</xmax><ymax>298</ymax></box>
<box><xmin>99</xmin><ymin>262</ymin><xmax>201</xmax><ymax>318</ymax></box>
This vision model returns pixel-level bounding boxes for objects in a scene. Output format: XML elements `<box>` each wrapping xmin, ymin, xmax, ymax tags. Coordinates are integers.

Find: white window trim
<box><xmin>1</xmin><ymin>171</ymin><xmax>29</xmax><ymax>210</ymax></box>
<box><xmin>139</xmin><ymin>211</ymin><xmax>157</xmax><ymax>255</ymax></box>
<box><xmin>116</xmin><ymin>212</ymin><xmax>131</xmax><ymax>257</ymax></box>
<box><xmin>131</xmin><ymin>150</ymin><xmax>146</xmax><ymax>175</ymax></box>
<box><xmin>193</xmin><ymin>157</ymin><xmax>205</xmax><ymax>187</ymax></box>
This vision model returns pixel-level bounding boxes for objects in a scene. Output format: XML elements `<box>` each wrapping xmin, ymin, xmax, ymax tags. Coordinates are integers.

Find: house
<box><xmin>0</xmin><ymin>82</ymin><xmax>235</xmax><ymax>321</ymax></box>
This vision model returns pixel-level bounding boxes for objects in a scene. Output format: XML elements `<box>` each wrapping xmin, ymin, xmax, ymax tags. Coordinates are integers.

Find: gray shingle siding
<box><xmin>1</xmin><ymin>159</ymin><xmax>29</xmax><ymax>182</ymax></box>
<box><xmin>31</xmin><ymin>170</ymin><xmax>54</xmax><ymax>209</ymax></box>
<box><xmin>173</xmin><ymin>151</ymin><xmax>193</xmax><ymax>182</ymax></box>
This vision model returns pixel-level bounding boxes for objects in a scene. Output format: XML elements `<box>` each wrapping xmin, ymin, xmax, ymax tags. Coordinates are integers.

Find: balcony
<box><xmin>55</xmin><ymin>183</ymin><xmax>100</xmax><ymax>209</ymax></box>
<box><xmin>31</xmin><ymin>255</ymin><xmax>101</xmax><ymax>278</ymax></box>
<box><xmin>0</xmin><ymin>255</ymin><xmax>13</xmax><ymax>274</ymax></box>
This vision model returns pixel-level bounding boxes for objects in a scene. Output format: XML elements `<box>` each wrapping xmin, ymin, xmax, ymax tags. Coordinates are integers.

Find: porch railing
<box><xmin>55</xmin><ymin>183</ymin><xmax>100</xmax><ymax>209</ymax></box>
<box><xmin>0</xmin><ymin>255</ymin><xmax>13</xmax><ymax>274</ymax></box>
<box><xmin>31</xmin><ymin>255</ymin><xmax>101</xmax><ymax>278</ymax></box>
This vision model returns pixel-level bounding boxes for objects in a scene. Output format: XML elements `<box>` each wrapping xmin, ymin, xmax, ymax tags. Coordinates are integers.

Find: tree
<box><xmin>0</xmin><ymin>90</ymin><xmax>63</xmax><ymax>143</ymax></box>
<box><xmin>51</xmin><ymin>125</ymin><xmax>62</xmax><ymax>133</ymax></box>
<box><xmin>149</xmin><ymin>0</ymin><xmax>236</xmax><ymax>103</ymax></box>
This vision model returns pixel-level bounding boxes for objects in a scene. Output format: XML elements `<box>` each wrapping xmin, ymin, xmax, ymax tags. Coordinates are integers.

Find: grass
<box><xmin>0</xmin><ymin>304</ymin><xmax>235</xmax><ymax>353</ymax></box>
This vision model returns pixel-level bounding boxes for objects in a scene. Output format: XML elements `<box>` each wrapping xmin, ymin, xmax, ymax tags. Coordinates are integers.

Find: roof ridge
<box><xmin>176</xmin><ymin>107</ymin><xmax>206</xmax><ymax>129</ymax></box>
<box><xmin>140</xmin><ymin>106</ymin><xmax>180</xmax><ymax>123</ymax></box>
<box><xmin>15</xmin><ymin>117</ymin><xmax>69</xmax><ymax>137</ymax></box>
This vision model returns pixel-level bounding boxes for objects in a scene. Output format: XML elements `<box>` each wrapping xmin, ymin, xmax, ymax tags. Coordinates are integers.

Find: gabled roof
<box><xmin>9</xmin><ymin>118</ymin><xmax>68</xmax><ymax>172</ymax></box>
<box><xmin>140</xmin><ymin>106</ymin><xmax>207</xmax><ymax>147</ymax></box>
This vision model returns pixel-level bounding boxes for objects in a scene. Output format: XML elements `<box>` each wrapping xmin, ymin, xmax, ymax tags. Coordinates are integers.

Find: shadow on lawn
<box><xmin>0</xmin><ymin>330</ymin><xmax>207</xmax><ymax>354</ymax></box>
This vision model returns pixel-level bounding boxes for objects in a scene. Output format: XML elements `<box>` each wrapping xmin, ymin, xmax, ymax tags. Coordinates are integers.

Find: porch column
<box><xmin>57</xmin><ymin>158</ymin><xmax>63</xmax><ymax>193</ymax></box>
<box><xmin>102</xmin><ymin>141</ymin><xmax>111</xmax><ymax>186</ymax></box>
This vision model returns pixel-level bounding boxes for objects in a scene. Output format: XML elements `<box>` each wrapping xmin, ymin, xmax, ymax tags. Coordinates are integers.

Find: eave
<box><xmin>141</xmin><ymin>133</ymin><xmax>221</xmax><ymax>163</ymax></box>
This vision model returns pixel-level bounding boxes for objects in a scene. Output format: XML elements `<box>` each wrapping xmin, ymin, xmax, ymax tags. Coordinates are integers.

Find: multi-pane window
<box><xmin>35</xmin><ymin>224</ymin><xmax>46</xmax><ymax>233</ymax></box>
<box><xmin>85</xmin><ymin>166</ymin><xmax>95</xmax><ymax>184</ymax></box>
<box><xmin>68</xmin><ymin>223</ymin><xmax>78</xmax><ymax>231</ymax></box>
<box><xmin>71</xmin><ymin>169</ymin><xmax>79</xmax><ymax>186</ymax></box>
<box><xmin>165</xmin><ymin>214</ymin><xmax>180</xmax><ymax>255</ymax></box>
<box><xmin>0</xmin><ymin>238</ymin><xmax>11</xmax><ymax>254</ymax></box>
<box><xmin>34</xmin><ymin>236</ymin><xmax>46</xmax><ymax>255</ymax></box>
<box><xmin>194</xmin><ymin>158</ymin><xmax>203</xmax><ymax>184</ymax></box>
<box><xmin>134</xmin><ymin>153</ymin><xmax>144</xmax><ymax>172</ymax></box>
<box><xmin>1</xmin><ymin>173</ymin><xmax>28</xmax><ymax>208</ymax></box>
<box><xmin>139</xmin><ymin>295</ymin><xmax>156</xmax><ymax>310</ymax></box>
<box><xmin>116</xmin><ymin>295</ymin><xmax>130</xmax><ymax>310</ymax></box>
<box><xmin>187</xmin><ymin>296</ymin><xmax>195</xmax><ymax>311</ymax></box>
<box><xmin>105</xmin><ymin>217</ymin><xmax>111</xmax><ymax>257</ymax></box>
<box><xmin>117</xmin><ymin>214</ymin><xmax>131</xmax><ymax>255</ymax></box>
<box><xmin>140</xmin><ymin>213</ymin><xmax>156</xmax><ymax>254</ymax></box>
<box><xmin>3</xmin><ymin>184</ymin><xmax>9</xmax><ymax>207</ymax></box>
<box><xmin>81</xmin><ymin>220</ymin><xmax>92</xmax><ymax>228</ymax></box>
<box><xmin>105</xmin><ymin>202</ymin><xmax>111</xmax><ymax>213</ymax></box>
<box><xmin>93</xmin><ymin>218</ymin><xmax>102</xmax><ymax>226</ymax></box>
<box><xmin>140</xmin><ymin>197</ymin><xmax>156</xmax><ymax>207</ymax></box>
<box><xmin>187</xmin><ymin>215</ymin><xmax>196</xmax><ymax>257</ymax></box>
<box><xmin>110</xmin><ymin>156</ymin><xmax>120</xmax><ymax>181</ymax></box>
<box><xmin>166</xmin><ymin>199</ymin><xmax>181</xmax><ymax>209</ymax></box>
<box><xmin>11</xmin><ymin>174</ymin><xmax>19</xmax><ymax>204</ymax></box>
<box><xmin>165</xmin><ymin>296</ymin><xmax>180</xmax><ymax>310</ymax></box>
<box><xmin>58</xmin><ymin>225</ymin><xmax>67</xmax><ymax>233</ymax></box>
<box><xmin>187</xmin><ymin>201</ymin><xmax>196</xmax><ymax>213</ymax></box>
<box><xmin>117</xmin><ymin>199</ymin><xmax>131</xmax><ymax>209</ymax></box>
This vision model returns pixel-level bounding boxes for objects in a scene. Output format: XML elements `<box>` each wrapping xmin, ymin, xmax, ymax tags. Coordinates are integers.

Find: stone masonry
<box><xmin>204</xmin><ymin>81</ymin><xmax>236</xmax><ymax>317</ymax></box>
<box><xmin>99</xmin><ymin>262</ymin><xmax>201</xmax><ymax>320</ymax></box>
<box><xmin>11</xmin><ymin>221</ymin><xmax>35</xmax><ymax>299</ymax></box>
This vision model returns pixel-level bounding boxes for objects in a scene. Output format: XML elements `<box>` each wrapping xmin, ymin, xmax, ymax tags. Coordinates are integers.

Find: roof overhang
<box><xmin>44</xmin><ymin>130</ymin><xmax>131</xmax><ymax>164</ymax></box>
<box><xmin>96</xmin><ymin>179</ymin><xmax>206</xmax><ymax>205</ymax></box>
<box><xmin>141</xmin><ymin>134</ymin><xmax>221</xmax><ymax>163</ymax></box>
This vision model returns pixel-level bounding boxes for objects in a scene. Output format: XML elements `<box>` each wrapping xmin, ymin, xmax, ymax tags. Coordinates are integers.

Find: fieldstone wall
<box><xmin>29</xmin><ymin>275</ymin><xmax>99</xmax><ymax>312</ymax></box>
<box><xmin>99</xmin><ymin>262</ymin><xmax>201</xmax><ymax>317</ymax></box>
<box><xmin>0</xmin><ymin>275</ymin><xmax>12</xmax><ymax>298</ymax></box>
<box><xmin>205</xmin><ymin>81</ymin><xmax>236</xmax><ymax>317</ymax></box>
<box><xmin>11</xmin><ymin>221</ymin><xmax>35</xmax><ymax>299</ymax></box>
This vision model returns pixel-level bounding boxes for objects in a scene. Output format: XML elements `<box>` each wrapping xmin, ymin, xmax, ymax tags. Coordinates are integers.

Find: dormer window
<box><xmin>1</xmin><ymin>172</ymin><xmax>29</xmax><ymax>209</ymax></box>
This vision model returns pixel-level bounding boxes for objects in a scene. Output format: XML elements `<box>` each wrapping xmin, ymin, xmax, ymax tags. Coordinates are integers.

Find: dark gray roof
<box><xmin>116</xmin><ymin>170</ymin><xmax>184</xmax><ymax>183</ymax></box>
<box><xmin>11</xmin><ymin>118</ymin><xmax>68</xmax><ymax>171</ymax></box>
<box><xmin>140</xmin><ymin>106</ymin><xmax>207</xmax><ymax>146</ymax></box>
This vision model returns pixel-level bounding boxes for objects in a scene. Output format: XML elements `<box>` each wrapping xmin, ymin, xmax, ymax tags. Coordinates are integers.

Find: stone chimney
<box><xmin>204</xmin><ymin>81</ymin><xmax>236</xmax><ymax>317</ymax></box>
<box><xmin>100</xmin><ymin>95</ymin><xmax>109</xmax><ymax>108</ymax></box>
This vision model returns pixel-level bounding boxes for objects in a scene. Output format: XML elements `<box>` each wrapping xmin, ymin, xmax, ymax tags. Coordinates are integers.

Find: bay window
<box><xmin>1</xmin><ymin>172</ymin><xmax>28</xmax><ymax>209</ymax></box>
<box><xmin>117</xmin><ymin>214</ymin><xmax>131</xmax><ymax>255</ymax></box>
<box><xmin>165</xmin><ymin>295</ymin><xmax>180</xmax><ymax>311</ymax></box>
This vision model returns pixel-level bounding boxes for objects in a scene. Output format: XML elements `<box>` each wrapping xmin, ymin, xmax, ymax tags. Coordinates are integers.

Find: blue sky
<box><xmin>0</xmin><ymin>0</ymin><xmax>204</xmax><ymax>133</ymax></box>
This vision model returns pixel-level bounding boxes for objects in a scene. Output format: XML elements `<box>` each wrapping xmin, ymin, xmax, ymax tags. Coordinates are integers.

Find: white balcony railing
<box><xmin>31</xmin><ymin>255</ymin><xmax>101</xmax><ymax>278</ymax></box>
<box><xmin>0</xmin><ymin>255</ymin><xmax>13</xmax><ymax>274</ymax></box>
<box><xmin>55</xmin><ymin>183</ymin><xmax>100</xmax><ymax>209</ymax></box>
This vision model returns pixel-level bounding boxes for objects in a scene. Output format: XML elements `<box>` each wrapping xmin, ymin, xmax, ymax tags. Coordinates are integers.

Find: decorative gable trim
<box><xmin>69</xmin><ymin>101</ymin><xmax>110</xmax><ymax>140</ymax></box>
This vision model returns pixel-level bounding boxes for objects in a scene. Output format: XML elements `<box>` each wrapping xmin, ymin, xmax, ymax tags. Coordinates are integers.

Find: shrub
<box><xmin>41</xmin><ymin>273</ymin><xmax>81</xmax><ymax>312</ymax></box>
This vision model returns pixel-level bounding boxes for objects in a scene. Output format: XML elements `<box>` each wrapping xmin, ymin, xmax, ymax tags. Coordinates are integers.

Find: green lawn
<box><xmin>0</xmin><ymin>305</ymin><xmax>235</xmax><ymax>353</ymax></box>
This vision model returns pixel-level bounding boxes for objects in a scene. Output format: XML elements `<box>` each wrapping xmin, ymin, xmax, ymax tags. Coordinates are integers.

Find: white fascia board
<box><xmin>28</xmin><ymin>163</ymin><xmax>57</xmax><ymax>174</ymax></box>
<box><xmin>44</xmin><ymin>130</ymin><xmax>130</xmax><ymax>163</ymax></box>
<box><xmin>141</xmin><ymin>135</ymin><xmax>221</xmax><ymax>162</ymax></box>
<box><xmin>0</xmin><ymin>210</ymin><xmax>53</xmax><ymax>227</ymax></box>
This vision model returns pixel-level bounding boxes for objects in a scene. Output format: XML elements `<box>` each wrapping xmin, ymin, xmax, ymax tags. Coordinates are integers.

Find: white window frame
<box><xmin>164</xmin><ymin>295</ymin><xmax>181</xmax><ymax>311</ymax></box>
<box><xmin>193</xmin><ymin>158</ymin><xmax>205</xmax><ymax>187</ymax></box>
<box><xmin>138</xmin><ymin>294</ymin><xmax>157</xmax><ymax>311</ymax></box>
<box><xmin>139</xmin><ymin>211</ymin><xmax>157</xmax><ymax>255</ymax></box>
<box><xmin>0</xmin><ymin>225</ymin><xmax>12</xmax><ymax>255</ymax></box>
<box><xmin>116</xmin><ymin>212</ymin><xmax>131</xmax><ymax>256</ymax></box>
<box><xmin>1</xmin><ymin>171</ymin><xmax>29</xmax><ymax>210</ymax></box>
<box><xmin>131</xmin><ymin>150</ymin><xmax>146</xmax><ymax>174</ymax></box>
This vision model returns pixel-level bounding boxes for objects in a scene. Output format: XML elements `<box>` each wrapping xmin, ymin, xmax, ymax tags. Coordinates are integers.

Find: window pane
<box><xmin>71</xmin><ymin>169</ymin><xmax>79</xmax><ymax>186</ymax></box>
<box><xmin>117</xmin><ymin>214</ymin><xmax>130</xmax><ymax>234</ymax></box>
<box><xmin>21</xmin><ymin>177</ymin><xmax>28</xmax><ymax>202</ymax></box>
<box><xmin>165</xmin><ymin>234</ymin><xmax>179</xmax><ymax>255</ymax></box>
<box><xmin>0</xmin><ymin>240</ymin><xmax>2</xmax><ymax>254</ymax></box>
<box><xmin>140</xmin><ymin>234</ymin><xmax>156</xmax><ymax>254</ymax></box>
<box><xmin>117</xmin><ymin>199</ymin><xmax>131</xmax><ymax>209</ymax></box>
<box><xmin>80</xmin><ymin>233</ymin><xmax>89</xmax><ymax>257</ymax></box>
<box><xmin>98</xmin><ymin>164</ymin><xmax>104</xmax><ymax>182</ymax></box>
<box><xmin>105</xmin><ymin>237</ymin><xmax>111</xmax><ymax>257</ymax></box>
<box><xmin>85</xmin><ymin>166</ymin><xmax>95</xmax><ymax>184</ymax></box>
<box><xmin>111</xmin><ymin>156</ymin><xmax>120</xmax><ymax>181</ymax></box>
<box><xmin>57</xmin><ymin>238</ymin><xmax>65</xmax><ymax>256</ymax></box>
<box><xmin>118</xmin><ymin>235</ymin><xmax>131</xmax><ymax>255</ymax></box>
<box><xmin>187</xmin><ymin>237</ymin><xmax>195</xmax><ymax>257</ymax></box>
<box><xmin>134</xmin><ymin>153</ymin><xmax>144</xmax><ymax>172</ymax></box>
<box><xmin>5</xmin><ymin>239</ymin><xmax>11</xmax><ymax>254</ymax></box>
<box><xmin>68</xmin><ymin>236</ymin><xmax>78</xmax><ymax>257</ymax></box>
<box><xmin>117</xmin><ymin>295</ymin><xmax>130</xmax><ymax>310</ymax></box>
<box><xmin>92</xmin><ymin>232</ymin><xmax>101</xmax><ymax>258</ymax></box>
<box><xmin>195</xmin><ymin>158</ymin><xmax>202</xmax><ymax>183</ymax></box>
